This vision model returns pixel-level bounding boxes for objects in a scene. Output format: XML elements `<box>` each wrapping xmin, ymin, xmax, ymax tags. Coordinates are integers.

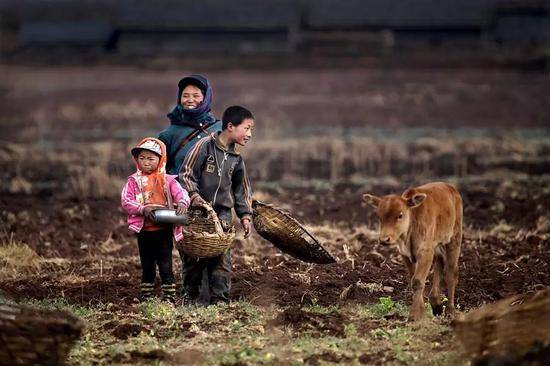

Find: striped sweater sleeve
<box><xmin>121</xmin><ymin>176</ymin><xmax>144</xmax><ymax>216</ymax></box>
<box><xmin>178</xmin><ymin>136</ymin><xmax>210</xmax><ymax>197</ymax></box>
<box><xmin>232</xmin><ymin>157</ymin><xmax>253</xmax><ymax>219</ymax></box>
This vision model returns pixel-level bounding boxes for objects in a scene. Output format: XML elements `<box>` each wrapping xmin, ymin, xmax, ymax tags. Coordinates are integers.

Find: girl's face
<box><xmin>227</xmin><ymin>118</ymin><xmax>254</xmax><ymax>146</ymax></box>
<box><xmin>137</xmin><ymin>150</ymin><xmax>160</xmax><ymax>174</ymax></box>
<box><xmin>180</xmin><ymin>85</ymin><xmax>204</xmax><ymax>110</ymax></box>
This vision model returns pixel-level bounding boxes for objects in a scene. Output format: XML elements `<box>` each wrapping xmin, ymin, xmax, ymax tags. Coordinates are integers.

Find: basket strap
<box><xmin>201</xmin><ymin>203</ymin><xmax>225</xmax><ymax>236</ymax></box>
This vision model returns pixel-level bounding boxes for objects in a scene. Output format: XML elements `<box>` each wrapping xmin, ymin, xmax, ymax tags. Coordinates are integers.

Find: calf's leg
<box><xmin>409</xmin><ymin>246</ymin><xmax>434</xmax><ymax>321</ymax></box>
<box><xmin>429</xmin><ymin>254</ymin><xmax>445</xmax><ymax>316</ymax></box>
<box><xmin>401</xmin><ymin>254</ymin><xmax>415</xmax><ymax>280</ymax></box>
<box><xmin>444</xmin><ymin>236</ymin><xmax>461</xmax><ymax>317</ymax></box>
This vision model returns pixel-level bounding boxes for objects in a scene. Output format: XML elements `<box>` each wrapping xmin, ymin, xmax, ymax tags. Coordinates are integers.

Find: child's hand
<box><xmin>143</xmin><ymin>204</ymin><xmax>165</xmax><ymax>220</ymax></box>
<box><xmin>241</xmin><ymin>217</ymin><xmax>252</xmax><ymax>239</ymax></box>
<box><xmin>175</xmin><ymin>202</ymin><xmax>187</xmax><ymax>215</ymax></box>
<box><xmin>191</xmin><ymin>194</ymin><xmax>207</xmax><ymax>207</ymax></box>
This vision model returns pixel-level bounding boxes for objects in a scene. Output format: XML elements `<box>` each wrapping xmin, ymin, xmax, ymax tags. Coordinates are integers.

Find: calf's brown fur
<box><xmin>363</xmin><ymin>182</ymin><xmax>463</xmax><ymax>321</ymax></box>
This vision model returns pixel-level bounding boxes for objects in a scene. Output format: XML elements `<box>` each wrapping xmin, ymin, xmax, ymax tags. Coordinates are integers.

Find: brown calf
<box><xmin>363</xmin><ymin>182</ymin><xmax>463</xmax><ymax>321</ymax></box>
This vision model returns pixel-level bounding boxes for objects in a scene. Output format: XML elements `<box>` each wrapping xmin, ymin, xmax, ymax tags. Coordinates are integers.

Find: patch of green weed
<box><xmin>393</xmin><ymin>344</ymin><xmax>414</xmax><ymax>364</ymax></box>
<box><xmin>218</xmin><ymin>347</ymin><xmax>274</xmax><ymax>365</ymax></box>
<box><xmin>371</xmin><ymin>296</ymin><xmax>408</xmax><ymax>318</ymax></box>
<box><xmin>139</xmin><ymin>298</ymin><xmax>175</xmax><ymax>320</ymax></box>
<box><xmin>344</xmin><ymin>323</ymin><xmax>358</xmax><ymax>337</ymax></box>
<box><xmin>23</xmin><ymin>297</ymin><xmax>93</xmax><ymax>318</ymax></box>
<box><xmin>302</xmin><ymin>302</ymin><xmax>340</xmax><ymax>315</ymax></box>
<box><xmin>370</xmin><ymin>326</ymin><xmax>409</xmax><ymax>342</ymax></box>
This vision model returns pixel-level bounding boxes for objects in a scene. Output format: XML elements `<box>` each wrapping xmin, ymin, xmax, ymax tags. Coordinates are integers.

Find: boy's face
<box><xmin>136</xmin><ymin>150</ymin><xmax>160</xmax><ymax>174</ymax></box>
<box><xmin>180</xmin><ymin>85</ymin><xmax>204</xmax><ymax>110</ymax></box>
<box><xmin>227</xmin><ymin>118</ymin><xmax>254</xmax><ymax>146</ymax></box>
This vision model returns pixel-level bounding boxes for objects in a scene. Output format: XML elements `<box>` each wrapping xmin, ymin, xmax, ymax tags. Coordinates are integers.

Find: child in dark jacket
<box><xmin>121</xmin><ymin>137</ymin><xmax>190</xmax><ymax>302</ymax></box>
<box><xmin>179</xmin><ymin>106</ymin><xmax>255</xmax><ymax>305</ymax></box>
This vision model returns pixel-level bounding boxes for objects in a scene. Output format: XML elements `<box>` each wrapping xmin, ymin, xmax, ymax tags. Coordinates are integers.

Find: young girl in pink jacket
<box><xmin>121</xmin><ymin>137</ymin><xmax>190</xmax><ymax>302</ymax></box>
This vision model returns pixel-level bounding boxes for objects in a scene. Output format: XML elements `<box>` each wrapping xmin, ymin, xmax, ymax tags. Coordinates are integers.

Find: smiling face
<box><xmin>136</xmin><ymin>150</ymin><xmax>160</xmax><ymax>174</ymax></box>
<box><xmin>227</xmin><ymin>118</ymin><xmax>254</xmax><ymax>146</ymax></box>
<box><xmin>180</xmin><ymin>84</ymin><xmax>204</xmax><ymax>110</ymax></box>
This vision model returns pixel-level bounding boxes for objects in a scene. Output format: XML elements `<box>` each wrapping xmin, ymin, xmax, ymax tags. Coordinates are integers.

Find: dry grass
<box><xmin>1</xmin><ymin>134</ymin><xmax>547</xmax><ymax>199</ymax></box>
<box><xmin>1</xmin><ymin>141</ymin><xmax>128</xmax><ymax>198</ymax></box>
<box><xmin>69</xmin><ymin>166</ymin><xmax>125</xmax><ymax>199</ymax></box>
<box><xmin>308</xmin><ymin>224</ymin><xmax>379</xmax><ymax>258</ymax></box>
<box><xmin>245</xmin><ymin>135</ymin><xmax>548</xmax><ymax>181</ymax></box>
<box><xmin>0</xmin><ymin>234</ymin><xmax>42</xmax><ymax>278</ymax></box>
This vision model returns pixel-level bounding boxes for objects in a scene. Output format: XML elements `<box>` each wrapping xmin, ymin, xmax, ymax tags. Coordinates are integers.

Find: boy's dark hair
<box><xmin>222</xmin><ymin>106</ymin><xmax>254</xmax><ymax>130</ymax></box>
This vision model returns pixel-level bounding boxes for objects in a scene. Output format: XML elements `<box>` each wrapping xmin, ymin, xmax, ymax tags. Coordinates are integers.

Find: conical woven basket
<box><xmin>0</xmin><ymin>303</ymin><xmax>84</xmax><ymax>366</ymax></box>
<box><xmin>176</xmin><ymin>203</ymin><xmax>235</xmax><ymax>258</ymax></box>
<box><xmin>252</xmin><ymin>200</ymin><xmax>336</xmax><ymax>264</ymax></box>
<box><xmin>453</xmin><ymin>288</ymin><xmax>550</xmax><ymax>359</ymax></box>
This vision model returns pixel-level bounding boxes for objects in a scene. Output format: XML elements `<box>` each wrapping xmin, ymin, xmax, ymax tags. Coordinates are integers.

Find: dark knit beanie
<box><xmin>177</xmin><ymin>75</ymin><xmax>208</xmax><ymax>103</ymax></box>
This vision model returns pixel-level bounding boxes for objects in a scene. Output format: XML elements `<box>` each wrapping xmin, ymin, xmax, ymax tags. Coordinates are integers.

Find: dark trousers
<box><xmin>180</xmin><ymin>249</ymin><xmax>231</xmax><ymax>303</ymax></box>
<box><xmin>137</xmin><ymin>228</ymin><xmax>174</xmax><ymax>285</ymax></box>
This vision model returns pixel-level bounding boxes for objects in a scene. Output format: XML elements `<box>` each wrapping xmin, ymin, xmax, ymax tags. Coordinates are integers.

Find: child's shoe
<box><xmin>140</xmin><ymin>282</ymin><xmax>155</xmax><ymax>301</ymax></box>
<box><xmin>182</xmin><ymin>293</ymin><xmax>199</xmax><ymax>306</ymax></box>
<box><xmin>161</xmin><ymin>283</ymin><xmax>177</xmax><ymax>303</ymax></box>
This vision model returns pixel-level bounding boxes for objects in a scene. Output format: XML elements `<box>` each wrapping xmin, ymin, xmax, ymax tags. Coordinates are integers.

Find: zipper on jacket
<box><xmin>212</xmin><ymin>148</ymin><xmax>228</xmax><ymax>207</ymax></box>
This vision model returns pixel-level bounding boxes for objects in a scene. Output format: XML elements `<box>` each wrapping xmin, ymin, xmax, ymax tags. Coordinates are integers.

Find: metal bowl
<box><xmin>151</xmin><ymin>209</ymin><xmax>189</xmax><ymax>225</ymax></box>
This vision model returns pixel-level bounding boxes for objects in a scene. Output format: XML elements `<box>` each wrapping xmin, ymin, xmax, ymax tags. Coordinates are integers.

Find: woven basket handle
<box><xmin>200</xmin><ymin>203</ymin><xmax>225</xmax><ymax>236</ymax></box>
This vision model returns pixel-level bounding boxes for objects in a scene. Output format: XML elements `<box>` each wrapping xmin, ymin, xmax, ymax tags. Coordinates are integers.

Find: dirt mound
<box><xmin>358</xmin><ymin>352</ymin><xmax>394</xmax><ymax>366</ymax></box>
<box><xmin>274</xmin><ymin>307</ymin><xmax>346</xmax><ymax>337</ymax></box>
<box><xmin>233</xmin><ymin>231</ymin><xmax>549</xmax><ymax>310</ymax></box>
<box><xmin>305</xmin><ymin>352</ymin><xmax>355</xmax><ymax>365</ymax></box>
<box><xmin>458</xmin><ymin>235</ymin><xmax>550</xmax><ymax>307</ymax></box>
<box><xmin>2</xmin><ymin>273</ymin><xmax>139</xmax><ymax>306</ymax></box>
<box><xmin>110</xmin><ymin>349</ymin><xmax>171</xmax><ymax>364</ymax></box>
<box><xmin>113</xmin><ymin>323</ymin><xmax>146</xmax><ymax>340</ymax></box>
<box><xmin>473</xmin><ymin>342</ymin><xmax>550</xmax><ymax>366</ymax></box>
<box><xmin>0</xmin><ymin>195</ymin><xmax>134</xmax><ymax>259</ymax></box>
<box><xmin>105</xmin><ymin>321</ymin><xmax>148</xmax><ymax>340</ymax></box>
<box><xmin>304</xmin><ymin>350</ymin><xmax>395</xmax><ymax>365</ymax></box>
<box><xmin>232</xmin><ymin>259</ymin><xmax>408</xmax><ymax>308</ymax></box>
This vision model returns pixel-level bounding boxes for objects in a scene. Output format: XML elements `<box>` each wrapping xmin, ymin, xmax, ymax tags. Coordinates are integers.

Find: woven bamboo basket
<box><xmin>176</xmin><ymin>203</ymin><xmax>235</xmax><ymax>258</ymax></box>
<box><xmin>0</xmin><ymin>303</ymin><xmax>84</xmax><ymax>366</ymax></box>
<box><xmin>252</xmin><ymin>200</ymin><xmax>336</xmax><ymax>264</ymax></box>
<box><xmin>453</xmin><ymin>288</ymin><xmax>550</xmax><ymax>360</ymax></box>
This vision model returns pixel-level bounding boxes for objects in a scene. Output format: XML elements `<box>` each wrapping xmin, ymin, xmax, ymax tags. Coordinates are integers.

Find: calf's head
<box><xmin>362</xmin><ymin>189</ymin><xmax>427</xmax><ymax>245</ymax></box>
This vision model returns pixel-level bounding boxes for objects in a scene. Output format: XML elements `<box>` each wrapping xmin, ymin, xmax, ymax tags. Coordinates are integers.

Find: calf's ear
<box><xmin>405</xmin><ymin>193</ymin><xmax>427</xmax><ymax>208</ymax></box>
<box><xmin>362</xmin><ymin>193</ymin><xmax>381</xmax><ymax>208</ymax></box>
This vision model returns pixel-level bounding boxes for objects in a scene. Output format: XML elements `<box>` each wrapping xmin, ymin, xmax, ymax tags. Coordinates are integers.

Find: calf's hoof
<box><xmin>431</xmin><ymin>303</ymin><xmax>444</xmax><ymax>316</ymax></box>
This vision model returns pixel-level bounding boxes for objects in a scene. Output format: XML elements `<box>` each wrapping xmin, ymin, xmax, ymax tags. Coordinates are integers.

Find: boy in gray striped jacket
<box><xmin>179</xmin><ymin>105</ymin><xmax>254</xmax><ymax>305</ymax></box>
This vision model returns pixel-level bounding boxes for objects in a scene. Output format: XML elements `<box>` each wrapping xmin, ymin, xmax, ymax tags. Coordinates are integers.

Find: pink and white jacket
<box><xmin>121</xmin><ymin>173</ymin><xmax>190</xmax><ymax>241</ymax></box>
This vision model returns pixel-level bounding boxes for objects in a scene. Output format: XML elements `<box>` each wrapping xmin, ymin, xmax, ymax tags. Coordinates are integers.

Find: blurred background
<box><xmin>2</xmin><ymin>0</ymin><xmax>550</xmax><ymax>66</ymax></box>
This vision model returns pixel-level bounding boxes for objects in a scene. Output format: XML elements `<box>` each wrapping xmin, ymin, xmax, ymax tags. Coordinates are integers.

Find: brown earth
<box><xmin>1</xmin><ymin>183</ymin><xmax>548</xmax><ymax>311</ymax></box>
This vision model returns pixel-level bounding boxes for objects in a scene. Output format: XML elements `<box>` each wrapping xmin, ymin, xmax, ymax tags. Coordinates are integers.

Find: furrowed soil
<box><xmin>1</xmin><ymin>65</ymin><xmax>549</xmax><ymax>365</ymax></box>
